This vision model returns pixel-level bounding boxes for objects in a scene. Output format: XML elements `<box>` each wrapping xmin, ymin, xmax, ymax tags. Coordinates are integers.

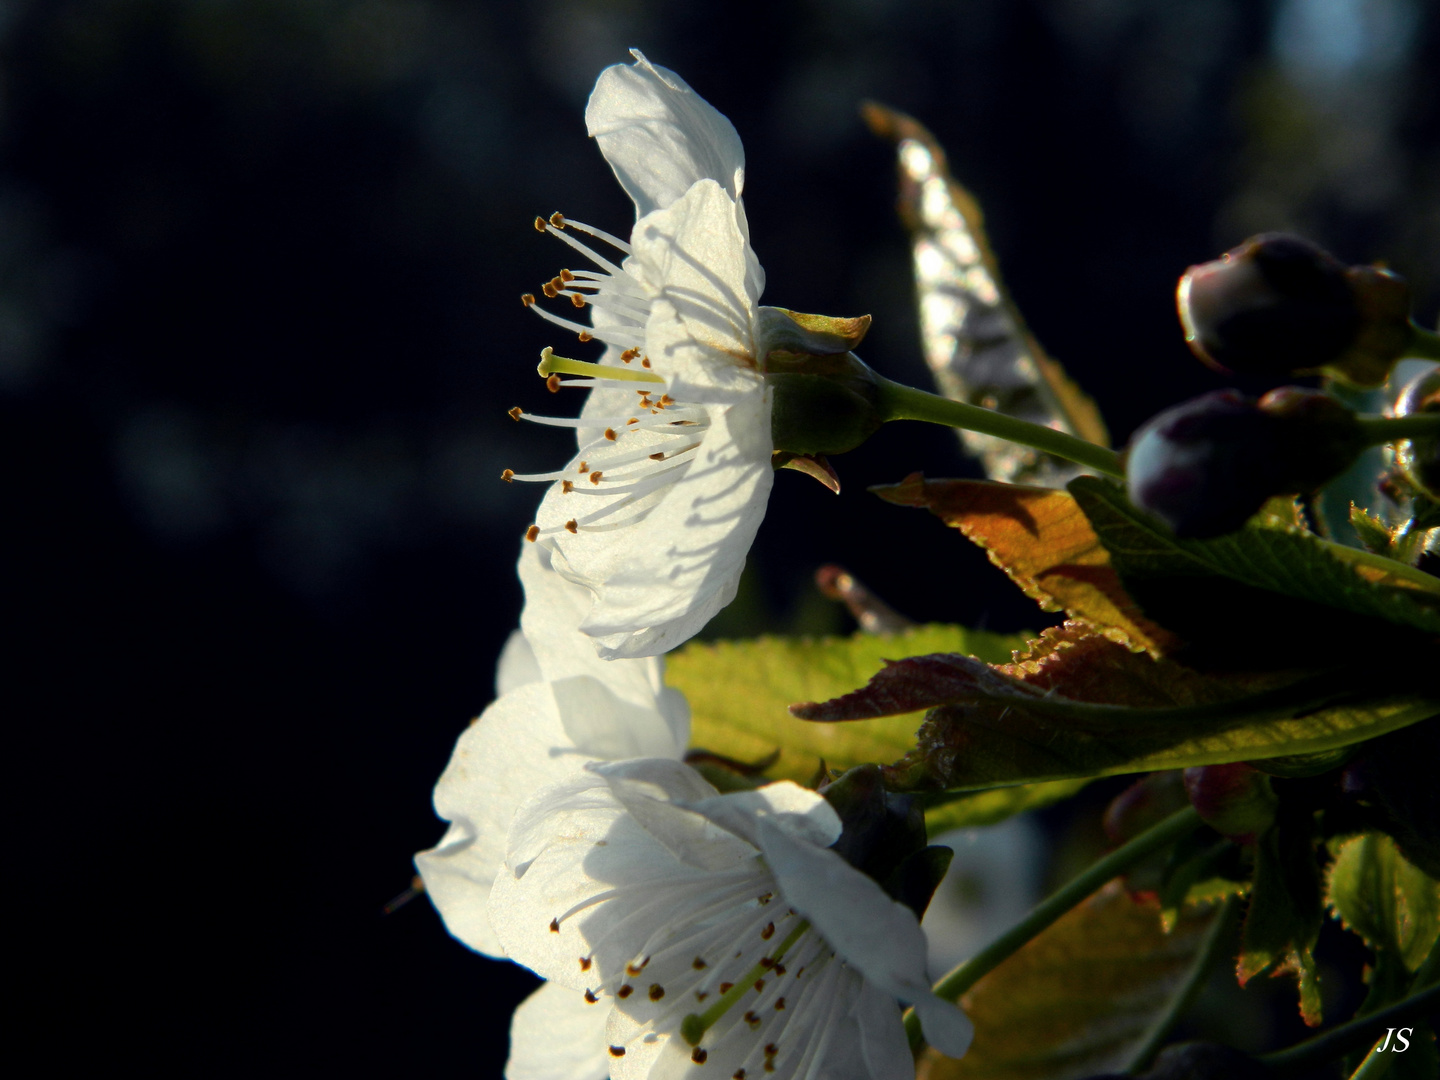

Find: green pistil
<box><xmin>537</xmin><ymin>347</ymin><xmax>664</xmax><ymax>384</ymax></box>
<box><xmin>680</xmin><ymin>920</ymin><xmax>811</xmax><ymax>1047</ymax></box>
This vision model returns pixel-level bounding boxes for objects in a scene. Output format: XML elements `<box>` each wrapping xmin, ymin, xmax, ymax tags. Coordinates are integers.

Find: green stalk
<box><xmin>874</xmin><ymin>376</ymin><xmax>1126</xmax><ymax>479</ymax></box>
<box><xmin>1125</xmin><ymin>892</ymin><xmax>1242</xmax><ymax>1074</ymax></box>
<box><xmin>905</xmin><ymin>806</ymin><xmax>1203</xmax><ymax>1054</ymax></box>
<box><xmin>1355</xmin><ymin>414</ymin><xmax>1440</xmax><ymax>444</ymax></box>
<box><xmin>1259</xmin><ymin>982</ymin><xmax>1440</xmax><ymax>1075</ymax></box>
<box><xmin>1348</xmin><ymin>1044</ymin><xmax>1393</xmax><ymax>1080</ymax></box>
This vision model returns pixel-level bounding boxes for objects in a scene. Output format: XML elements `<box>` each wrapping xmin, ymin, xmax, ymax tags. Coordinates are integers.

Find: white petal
<box><xmin>854</xmin><ymin>981</ymin><xmax>915</xmax><ymax>1080</ymax></box>
<box><xmin>519</xmin><ymin>544</ymin><xmax>690</xmax><ymax>751</ymax></box>
<box><xmin>682</xmin><ymin>780</ymin><xmax>842</xmax><ymax>852</ymax></box>
<box><xmin>570</xmin><ymin>392</ymin><xmax>774</xmax><ymax>660</ymax></box>
<box><xmin>629</xmin><ymin>179</ymin><xmax>763</xmax><ymax>405</ymax></box>
<box><xmin>416</xmin><ymin>682</ymin><xmax>589</xmax><ymax>957</ymax></box>
<box><xmin>586</xmin><ymin>50</ymin><xmax>746</xmax><ymax>218</ymax></box>
<box><xmin>495</xmin><ymin>628</ymin><xmax>541</xmax><ymax>696</ymax></box>
<box><xmin>505</xmin><ymin>982</ymin><xmax>612</xmax><ymax>1080</ymax></box>
<box><xmin>554</xmin><ymin>676</ymin><xmax>685</xmax><ymax>762</ymax></box>
<box><xmin>593</xmin><ymin>759</ymin><xmax>758</xmax><ymax>873</ymax></box>
<box><xmin>753</xmin><ymin>818</ymin><xmax>975</xmax><ymax>1059</ymax></box>
<box><xmin>910</xmin><ymin>994</ymin><xmax>973</xmax><ymax>1061</ymax></box>
<box><xmin>492</xmin><ymin>768</ymin><xmax>760</xmax><ymax>989</ymax></box>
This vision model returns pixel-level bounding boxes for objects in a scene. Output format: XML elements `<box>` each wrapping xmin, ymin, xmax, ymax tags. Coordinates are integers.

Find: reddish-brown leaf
<box><xmin>873</xmin><ymin>475</ymin><xmax>1179</xmax><ymax>654</ymax></box>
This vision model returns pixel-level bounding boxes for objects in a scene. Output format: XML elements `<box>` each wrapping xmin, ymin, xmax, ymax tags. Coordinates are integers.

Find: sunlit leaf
<box><xmin>873</xmin><ymin>475</ymin><xmax>1177</xmax><ymax>654</ymax></box>
<box><xmin>1328</xmin><ymin>833</ymin><xmax>1440</xmax><ymax>975</ymax></box>
<box><xmin>916</xmin><ymin>884</ymin><xmax>1215</xmax><ymax>1080</ymax></box>
<box><xmin>863</xmin><ymin>103</ymin><xmax>1108</xmax><ymax>488</ymax></box>
<box><xmin>793</xmin><ymin>623</ymin><xmax>1440</xmax><ymax>793</ymax></box>
<box><xmin>668</xmin><ymin>624</ymin><xmax>1024</xmax><ymax>784</ymax></box>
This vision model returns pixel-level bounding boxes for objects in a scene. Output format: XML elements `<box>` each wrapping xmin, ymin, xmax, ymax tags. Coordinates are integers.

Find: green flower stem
<box><xmin>1259</xmin><ymin>982</ymin><xmax>1440</xmax><ymax>1076</ymax></box>
<box><xmin>1407</xmin><ymin>322</ymin><xmax>1440</xmax><ymax>362</ymax></box>
<box><xmin>874</xmin><ymin>376</ymin><xmax>1126</xmax><ymax>479</ymax></box>
<box><xmin>1124</xmin><ymin>892</ymin><xmax>1242</xmax><ymax>1074</ymax></box>
<box><xmin>1355</xmin><ymin>414</ymin><xmax>1440</xmax><ymax>444</ymax></box>
<box><xmin>904</xmin><ymin>806</ymin><xmax>1203</xmax><ymax>1055</ymax></box>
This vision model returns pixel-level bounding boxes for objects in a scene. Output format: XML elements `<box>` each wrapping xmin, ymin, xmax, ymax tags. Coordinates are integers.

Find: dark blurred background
<box><xmin>5</xmin><ymin>0</ymin><xmax>1436</xmax><ymax>1073</ymax></box>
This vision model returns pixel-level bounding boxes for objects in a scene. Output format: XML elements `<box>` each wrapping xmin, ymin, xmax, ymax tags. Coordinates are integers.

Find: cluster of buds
<box><xmin>1127</xmin><ymin>232</ymin><xmax>1437</xmax><ymax>538</ymax></box>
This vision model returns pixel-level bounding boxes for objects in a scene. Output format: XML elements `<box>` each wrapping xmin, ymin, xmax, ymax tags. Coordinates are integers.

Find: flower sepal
<box><xmin>822</xmin><ymin>764</ymin><xmax>954</xmax><ymax>919</ymax></box>
<box><xmin>757</xmin><ymin>307</ymin><xmax>872</xmax><ymax>356</ymax></box>
<box><xmin>771</xmin><ymin>450</ymin><xmax>842</xmax><ymax>493</ymax></box>
<box><xmin>767</xmin><ymin>350</ymin><xmax>885</xmax><ymax>457</ymax></box>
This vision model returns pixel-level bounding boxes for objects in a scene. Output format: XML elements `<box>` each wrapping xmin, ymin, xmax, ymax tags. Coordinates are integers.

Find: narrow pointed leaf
<box><xmin>864</xmin><ymin>103</ymin><xmax>1108</xmax><ymax>489</ymax></box>
<box><xmin>1239</xmin><ymin>806</ymin><xmax>1325</xmax><ymax>1024</ymax></box>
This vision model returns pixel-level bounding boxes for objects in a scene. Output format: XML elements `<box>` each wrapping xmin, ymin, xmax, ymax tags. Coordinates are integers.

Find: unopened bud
<box><xmin>1183</xmin><ymin>763</ymin><xmax>1277</xmax><ymax>844</ymax></box>
<box><xmin>1394</xmin><ymin>364</ymin><xmax>1440</xmax><ymax>499</ymax></box>
<box><xmin>1126</xmin><ymin>388</ymin><xmax>1364</xmax><ymax>538</ymax></box>
<box><xmin>1177</xmin><ymin>233</ymin><xmax>1412</xmax><ymax>386</ymax></box>
<box><xmin>1103</xmin><ymin>771</ymin><xmax>1188</xmax><ymax>845</ymax></box>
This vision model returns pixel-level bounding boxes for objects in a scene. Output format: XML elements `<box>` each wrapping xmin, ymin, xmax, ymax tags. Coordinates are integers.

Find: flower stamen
<box><xmin>680</xmin><ymin>920</ymin><xmax>811</xmax><ymax>1047</ymax></box>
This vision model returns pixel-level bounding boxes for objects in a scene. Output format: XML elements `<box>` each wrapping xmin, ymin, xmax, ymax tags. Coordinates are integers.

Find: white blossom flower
<box><xmin>505</xmin><ymin>50</ymin><xmax>777</xmax><ymax>660</ymax></box>
<box><xmin>491</xmin><ymin>758</ymin><xmax>974</xmax><ymax>1080</ymax></box>
<box><xmin>414</xmin><ymin>543</ymin><xmax>689</xmax><ymax>956</ymax></box>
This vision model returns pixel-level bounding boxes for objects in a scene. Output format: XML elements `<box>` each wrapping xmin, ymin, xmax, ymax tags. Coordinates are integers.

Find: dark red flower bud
<box><xmin>1126</xmin><ymin>388</ymin><xmax>1364</xmax><ymax>538</ymax></box>
<box><xmin>1177</xmin><ymin>233</ymin><xmax>1411</xmax><ymax>386</ymax></box>
<box><xmin>1126</xmin><ymin>390</ymin><xmax>1279</xmax><ymax>538</ymax></box>
<box><xmin>1182</xmin><ymin>763</ymin><xmax>1277</xmax><ymax>844</ymax></box>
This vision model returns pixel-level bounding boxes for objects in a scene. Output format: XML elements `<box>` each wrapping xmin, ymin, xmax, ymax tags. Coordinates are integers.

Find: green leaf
<box><xmin>1069</xmin><ymin>476</ymin><xmax>1440</xmax><ymax>638</ymax></box>
<box><xmin>812</xmin><ymin>625</ymin><xmax>1440</xmax><ymax>794</ymax></box>
<box><xmin>1239</xmin><ymin>805</ymin><xmax>1325</xmax><ymax>1025</ymax></box>
<box><xmin>1328</xmin><ymin>833</ymin><xmax>1440</xmax><ymax>974</ymax></box>
<box><xmin>1351</xmin><ymin>504</ymin><xmax>1399</xmax><ymax>556</ymax></box>
<box><xmin>915</xmin><ymin>885</ymin><xmax>1216</xmax><ymax>1080</ymax></box>
<box><xmin>668</xmin><ymin>624</ymin><xmax>1025</xmax><ymax>785</ymax></box>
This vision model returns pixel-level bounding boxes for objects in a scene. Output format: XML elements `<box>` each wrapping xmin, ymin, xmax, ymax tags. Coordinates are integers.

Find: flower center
<box><xmin>679</xmin><ymin>918</ymin><xmax>812</xmax><ymax>1047</ymax></box>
